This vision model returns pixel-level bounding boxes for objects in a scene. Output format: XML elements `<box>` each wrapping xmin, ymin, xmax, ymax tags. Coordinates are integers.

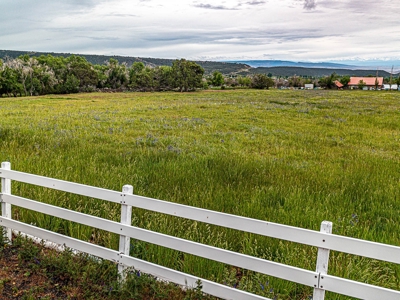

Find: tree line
<box><xmin>0</xmin><ymin>54</ymin><xmax>278</xmax><ymax>97</ymax></box>
<box><xmin>0</xmin><ymin>55</ymin><xmax>207</xmax><ymax>97</ymax></box>
<box><xmin>4</xmin><ymin>54</ymin><xmax>396</xmax><ymax>97</ymax></box>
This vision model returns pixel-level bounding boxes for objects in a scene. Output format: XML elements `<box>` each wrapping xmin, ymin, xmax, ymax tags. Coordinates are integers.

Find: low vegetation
<box><xmin>0</xmin><ymin>231</ymin><xmax>216</xmax><ymax>299</ymax></box>
<box><xmin>0</xmin><ymin>89</ymin><xmax>399</xmax><ymax>299</ymax></box>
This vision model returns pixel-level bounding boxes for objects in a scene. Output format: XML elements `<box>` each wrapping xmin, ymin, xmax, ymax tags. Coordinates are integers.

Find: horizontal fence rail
<box><xmin>1</xmin><ymin>194</ymin><xmax>318</xmax><ymax>287</ymax></box>
<box><xmin>1</xmin><ymin>168</ymin><xmax>400</xmax><ymax>264</ymax></box>
<box><xmin>1</xmin><ymin>163</ymin><xmax>400</xmax><ymax>300</ymax></box>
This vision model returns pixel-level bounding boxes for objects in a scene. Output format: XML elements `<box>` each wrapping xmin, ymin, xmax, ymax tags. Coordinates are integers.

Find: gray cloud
<box><xmin>317</xmin><ymin>0</ymin><xmax>385</xmax><ymax>14</ymax></box>
<box><xmin>1</xmin><ymin>0</ymin><xmax>400</xmax><ymax>62</ymax></box>
<box><xmin>245</xmin><ymin>1</ymin><xmax>266</xmax><ymax>5</ymax></box>
<box><xmin>303</xmin><ymin>0</ymin><xmax>316</xmax><ymax>10</ymax></box>
<box><xmin>75</xmin><ymin>35</ymin><xmax>120</xmax><ymax>41</ymax></box>
<box><xmin>193</xmin><ymin>3</ymin><xmax>239</xmax><ymax>10</ymax></box>
<box><xmin>108</xmin><ymin>13</ymin><xmax>138</xmax><ymax>18</ymax></box>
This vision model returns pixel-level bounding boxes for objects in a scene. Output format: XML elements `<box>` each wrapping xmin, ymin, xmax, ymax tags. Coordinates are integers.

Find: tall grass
<box><xmin>1</xmin><ymin>90</ymin><xmax>399</xmax><ymax>299</ymax></box>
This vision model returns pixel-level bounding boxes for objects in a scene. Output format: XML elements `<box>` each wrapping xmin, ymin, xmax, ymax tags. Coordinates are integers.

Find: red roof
<box><xmin>334</xmin><ymin>80</ymin><xmax>343</xmax><ymax>88</ymax></box>
<box><xmin>348</xmin><ymin>77</ymin><xmax>383</xmax><ymax>86</ymax></box>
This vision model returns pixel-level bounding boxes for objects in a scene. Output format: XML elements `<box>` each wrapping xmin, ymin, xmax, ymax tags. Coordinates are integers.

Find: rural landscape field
<box><xmin>1</xmin><ymin>89</ymin><xmax>399</xmax><ymax>299</ymax></box>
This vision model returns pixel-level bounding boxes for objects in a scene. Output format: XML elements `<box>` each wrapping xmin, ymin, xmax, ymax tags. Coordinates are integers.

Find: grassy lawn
<box><xmin>1</xmin><ymin>89</ymin><xmax>399</xmax><ymax>299</ymax></box>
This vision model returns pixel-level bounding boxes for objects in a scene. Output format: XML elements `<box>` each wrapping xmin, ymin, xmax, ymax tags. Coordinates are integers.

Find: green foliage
<box><xmin>63</xmin><ymin>74</ymin><xmax>80</xmax><ymax>93</ymax></box>
<box><xmin>319</xmin><ymin>72</ymin><xmax>338</xmax><ymax>89</ymax></box>
<box><xmin>0</xmin><ymin>55</ymin><xmax>209</xmax><ymax>96</ymax></box>
<box><xmin>210</xmin><ymin>71</ymin><xmax>224</xmax><ymax>87</ymax></box>
<box><xmin>104</xmin><ymin>58</ymin><xmax>129</xmax><ymax>89</ymax></box>
<box><xmin>340</xmin><ymin>75</ymin><xmax>350</xmax><ymax>87</ymax></box>
<box><xmin>251</xmin><ymin>73</ymin><xmax>274</xmax><ymax>89</ymax></box>
<box><xmin>171</xmin><ymin>59</ymin><xmax>205</xmax><ymax>92</ymax></box>
<box><xmin>288</xmin><ymin>75</ymin><xmax>303</xmax><ymax>87</ymax></box>
<box><xmin>66</xmin><ymin>55</ymin><xmax>98</xmax><ymax>90</ymax></box>
<box><xmin>358</xmin><ymin>79</ymin><xmax>367</xmax><ymax>89</ymax></box>
<box><xmin>0</xmin><ymin>64</ymin><xmax>23</xmax><ymax>96</ymax></box>
<box><xmin>155</xmin><ymin>66</ymin><xmax>173</xmax><ymax>90</ymax></box>
<box><xmin>237</xmin><ymin>75</ymin><xmax>251</xmax><ymax>87</ymax></box>
<box><xmin>129</xmin><ymin>62</ymin><xmax>155</xmax><ymax>90</ymax></box>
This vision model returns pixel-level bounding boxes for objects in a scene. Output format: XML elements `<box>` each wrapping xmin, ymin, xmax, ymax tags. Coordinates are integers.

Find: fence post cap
<box><xmin>122</xmin><ymin>185</ymin><xmax>133</xmax><ymax>194</ymax></box>
<box><xmin>1</xmin><ymin>162</ymin><xmax>11</xmax><ymax>168</ymax></box>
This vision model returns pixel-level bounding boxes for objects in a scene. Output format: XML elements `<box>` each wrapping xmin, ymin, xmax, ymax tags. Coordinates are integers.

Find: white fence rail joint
<box><xmin>1</xmin><ymin>162</ymin><xmax>400</xmax><ymax>300</ymax></box>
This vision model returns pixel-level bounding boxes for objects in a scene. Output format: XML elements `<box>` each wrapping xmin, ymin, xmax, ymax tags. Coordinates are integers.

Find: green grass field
<box><xmin>1</xmin><ymin>90</ymin><xmax>399</xmax><ymax>299</ymax></box>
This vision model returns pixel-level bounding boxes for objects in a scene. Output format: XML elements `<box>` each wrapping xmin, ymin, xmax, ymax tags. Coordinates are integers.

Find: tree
<box><xmin>154</xmin><ymin>66</ymin><xmax>173</xmax><ymax>91</ymax></box>
<box><xmin>251</xmin><ymin>74</ymin><xmax>274</xmax><ymax>89</ymax></box>
<box><xmin>64</xmin><ymin>74</ymin><xmax>80</xmax><ymax>93</ymax></box>
<box><xmin>224</xmin><ymin>76</ymin><xmax>238</xmax><ymax>87</ymax></box>
<box><xmin>36</xmin><ymin>55</ymin><xmax>68</xmax><ymax>93</ymax></box>
<box><xmin>237</xmin><ymin>76</ymin><xmax>251</xmax><ymax>87</ymax></box>
<box><xmin>358</xmin><ymin>80</ymin><xmax>366</xmax><ymax>90</ymax></box>
<box><xmin>211</xmin><ymin>71</ymin><xmax>224</xmax><ymax>87</ymax></box>
<box><xmin>171</xmin><ymin>59</ymin><xmax>204</xmax><ymax>92</ymax></box>
<box><xmin>340</xmin><ymin>76</ymin><xmax>350</xmax><ymax>87</ymax></box>
<box><xmin>288</xmin><ymin>75</ymin><xmax>303</xmax><ymax>88</ymax></box>
<box><xmin>319</xmin><ymin>73</ymin><xmax>338</xmax><ymax>89</ymax></box>
<box><xmin>129</xmin><ymin>62</ymin><xmax>156</xmax><ymax>90</ymax></box>
<box><xmin>66</xmin><ymin>55</ymin><xmax>98</xmax><ymax>91</ymax></box>
<box><xmin>0</xmin><ymin>59</ymin><xmax>24</xmax><ymax>97</ymax></box>
<box><xmin>374</xmin><ymin>77</ymin><xmax>380</xmax><ymax>90</ymax></box>
<box><xmin>104</xmin><ymin>58</ymin><xmax>129</xmax><ymax>89</ymax></box>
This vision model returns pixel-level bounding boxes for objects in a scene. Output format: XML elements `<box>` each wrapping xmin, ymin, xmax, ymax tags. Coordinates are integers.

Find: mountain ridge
<box><xmin>224</xmin><ymin>60</ymin><xmax>357</xmax><ymax>69</ymax></box>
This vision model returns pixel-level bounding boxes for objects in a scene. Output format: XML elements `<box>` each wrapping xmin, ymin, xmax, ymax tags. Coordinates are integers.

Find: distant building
<box><xmin>382</xmin><ymin>84</ymin><xmax>399</xmax><ymax>90</ymax></box>
<box><xmin>333</xmin><ymin>80</ymin><xmax>344</xmax><ymax>90</ymax></box>
<box><xmin>348</xmin><ymin>77</ymin><xmax>383</xmax><ymax>90</ymax></box>
<box><xmin>304</xmin><ymin>84</ymin><xmax>314</xmax><ymax>90</ymax></box>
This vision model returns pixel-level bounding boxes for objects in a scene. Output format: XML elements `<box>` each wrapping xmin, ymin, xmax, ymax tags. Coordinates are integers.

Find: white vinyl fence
<box><xmin>1</xmin><ymin>161</ymin><xmax>400</xmax><ymax>300</ymax></box>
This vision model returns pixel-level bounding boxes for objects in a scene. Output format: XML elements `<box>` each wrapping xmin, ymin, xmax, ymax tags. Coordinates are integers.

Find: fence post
<box><xmin>118</xmin><ymin>184</ymin><xmax>133</xmax><ymax>280</ymax></box>
<box><xmin>313</xmin><ymin>221</ymin><xmax>332</xmax><ymax>300</ymax></box>
<box><xmin>1</xmin><ymin>162</ymin><xmax>12</xmax><ymax>243</ymax></box>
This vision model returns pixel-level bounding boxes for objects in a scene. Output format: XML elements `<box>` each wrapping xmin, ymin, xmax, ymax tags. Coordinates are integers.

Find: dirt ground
<box><xmin>0</xmin><ymin>243</ymin><xmax>73</xmax><ymax>299</ymax></box>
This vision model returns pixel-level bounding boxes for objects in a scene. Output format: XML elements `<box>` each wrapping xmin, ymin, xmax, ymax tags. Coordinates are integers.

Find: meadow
<box><xmin>0</xmin><ymin>89</ymin><xmax>399</xmax><ymax>299</ymax></box>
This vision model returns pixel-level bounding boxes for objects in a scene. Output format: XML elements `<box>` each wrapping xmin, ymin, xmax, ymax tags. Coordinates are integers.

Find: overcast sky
<box><xmin>1</xmin><ymin>0</ymin><xmax>400</xmax><ymax>64</ymax></box>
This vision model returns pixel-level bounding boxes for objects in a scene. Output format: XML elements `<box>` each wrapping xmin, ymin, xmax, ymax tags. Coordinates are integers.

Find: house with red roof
<box><xmin>348</xmin><ymin>77</ymin><xmax>383</xmax><ymax>90</ymax></box>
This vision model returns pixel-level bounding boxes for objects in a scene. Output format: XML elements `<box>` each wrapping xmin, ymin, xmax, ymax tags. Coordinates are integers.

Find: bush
<box><xmin>251</xmin><ymin>74</ymin><xmax>274</xmax><ymax>89</ymax></box>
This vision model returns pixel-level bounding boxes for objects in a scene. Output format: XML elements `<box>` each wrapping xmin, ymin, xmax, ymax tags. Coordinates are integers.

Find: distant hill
<box><xmin>0</xmin><ymin>50</ymin><xmax>250</xmax><ymax>75</ymax></box>
<box><xmin>241</xmin><ymin>66</ymin><xmax>395</xmax><ymax>78</ymax></box>
<box><xmin>225</xmin><ymin>60</ymin><xmax>356</xmax><ymax>69</ymax></box>
<box><xmin>1</xmin><ymin>50</ymin><xmax>398</xmax><ymax>77</ymax></box>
